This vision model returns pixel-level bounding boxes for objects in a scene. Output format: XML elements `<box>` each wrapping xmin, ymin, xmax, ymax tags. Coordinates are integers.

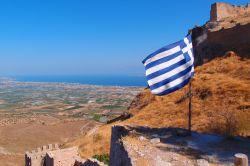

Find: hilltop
<box><xmin>66</xmin><ymin>51</ymin><xmax>250</xmax><ymax>159</ymax></box>
<box><xmin>65</xmin><ymin>3</ymin><xmax>250</xmax><ymax>163</ymax></box>
<box><xmin>127</xmin><ymin>51</ymin><xmax>250</xmax><ymax>136</ymax></box>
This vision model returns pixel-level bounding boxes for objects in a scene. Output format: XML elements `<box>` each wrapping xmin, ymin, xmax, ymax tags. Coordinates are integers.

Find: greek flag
<box><xmin>142</xmin><ymin>34</ymin><xmax>194</xmax><ymax>96</ymax></box>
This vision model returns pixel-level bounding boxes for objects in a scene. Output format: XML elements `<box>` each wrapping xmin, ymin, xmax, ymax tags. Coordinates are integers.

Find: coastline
<box><xmin>1</xmin><ymin>75</ymin><xmax>146</xmax><ymax>87</ymax></box>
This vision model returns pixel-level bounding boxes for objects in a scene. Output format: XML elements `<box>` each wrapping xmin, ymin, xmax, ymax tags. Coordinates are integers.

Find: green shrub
<box><xmin>93</xmin><ymin>114</ymin><xmax>101</xmax><ymax>121</ymax></box>
<box><xmin>92</xmin><ymin>153</ymin><xmax>110</xmax><ymax>165</ymax></box>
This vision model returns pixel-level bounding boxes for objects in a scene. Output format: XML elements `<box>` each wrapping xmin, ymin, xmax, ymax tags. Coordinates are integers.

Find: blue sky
<box><xmin>0</xmin><ymin>0</ymin><xmax>248</xmax><ymax>76</ymax></box>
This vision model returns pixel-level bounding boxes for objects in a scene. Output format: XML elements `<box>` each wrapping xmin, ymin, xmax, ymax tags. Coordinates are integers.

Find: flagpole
<box><xmin>188</xmin><ymin>79</ymin><xmax>192</xmax><ymax>136</ymax></box>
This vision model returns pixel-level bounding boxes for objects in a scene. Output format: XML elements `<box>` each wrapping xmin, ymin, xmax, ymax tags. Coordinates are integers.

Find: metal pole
<box><xmin>188</xmin><ymin>80</ymin><xmax>192</xmax><ymax>136</ymax></box>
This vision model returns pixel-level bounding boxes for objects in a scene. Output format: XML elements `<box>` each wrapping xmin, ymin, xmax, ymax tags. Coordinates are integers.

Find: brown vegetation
<box><xmin>127</xmin><ymin>52</ymin><xmax>250</xmax><ymax>136</ymax></box>
<box><xmin>0</xmin><ymin>118</ymin><xmax>98</xmax><ymax>166</ymax></box>
<box><xmin>65</xmin><ymin>124</ymin><xmax>113</xmax><ymax>158</ymax></box>
<box><xmin>67</xmin><ymin>52</ymin><xmax>250</xmax><ymax>158</ymax></box>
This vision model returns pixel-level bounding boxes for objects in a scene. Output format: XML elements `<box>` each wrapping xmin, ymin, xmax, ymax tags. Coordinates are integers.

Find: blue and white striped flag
<box><xmin>142</xmin><ymin>34</ymin><xmax>194</xmax><ymax>96</ymax></box>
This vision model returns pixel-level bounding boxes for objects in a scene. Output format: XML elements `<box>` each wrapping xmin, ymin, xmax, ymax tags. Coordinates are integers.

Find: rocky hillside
<box><xmin>66</xmin><ymin>2</ymin><xmax>250</xmax><ymax>160</ymax></box>
<box><xmin>126</xmin><ymin>2</ymin><xmax>250</xmax><ymax>137</ymax></box>
<box><xmin>128</xmin><ymin>51</ymin><xmax>250</xmax><ymax>136</ymax></box>
<box><xmin>66</xmin><ymin>51</ymin><xmax>250</xmax><ymax>159</ymax></box>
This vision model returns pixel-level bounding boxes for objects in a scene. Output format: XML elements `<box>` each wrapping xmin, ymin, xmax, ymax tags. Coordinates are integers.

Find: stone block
<box><xmin>210</xmin><ymin>2</ymin><xmax>250</xmax><ymax>21</ymax></box>
<box><xmin>42</xmin><ymin>145</ymin><xmax>47</xmax><ymax>151</ymax></box>
<box><xmin>150</xmin><ymin>138</ymin><xmax>160</xmax><ymax>144</ymax></box>
<box><xmin>48</xmin><ymin>144</ymin><xmax>53</xmax><ymax>150</ymax></box>
<box><xmin>55</xmin><ymin>143</ymin><xmax>59</xmax><ymax>149</ymax></box>
<box><xmin>37</xmin><ymin>148</ymin><xmax>42</xmax><ymax>152</ymax></box>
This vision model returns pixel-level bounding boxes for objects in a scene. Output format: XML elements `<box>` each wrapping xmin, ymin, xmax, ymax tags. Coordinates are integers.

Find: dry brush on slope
<box><xmin>65</xmin><ymin>2</ymin><xmax>250</xmax><ymax>160</ymax></box>
<box><xmin>127</xmin><ymin>51</ymin><xmax>250</xmax><ymax>137</ymax></box>
<box><xmin>66</xmin><ymin>52</ymin><xmax>250</xmax><ymax>159</ymax></box>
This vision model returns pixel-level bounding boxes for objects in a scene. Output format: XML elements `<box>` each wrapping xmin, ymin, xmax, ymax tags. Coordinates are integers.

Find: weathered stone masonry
<box><xmin>210</xmin><ymin>2</ymin><xmax>250</xmax><ymax>21</ymax></box>
<box><xmin>25</xmin><ymin>144</ymin><xmax>106</xmax><ymax>166</ymax></box>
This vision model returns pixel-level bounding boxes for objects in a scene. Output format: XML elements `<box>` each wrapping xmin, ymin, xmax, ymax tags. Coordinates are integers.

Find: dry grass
<box><xmin>0</xmin><ymin>119</ymin><xmax>94</xmax><ymax>165</ymax></box>
<box><xmin>68</xmin><ymin>52</ymin><xmax>250</xmax><ymax>158</ymax></box>
<box><xmin>65</xmin><ymin>124</ymin><xmax>113</xmax><ymax>158</ymax></box>
<box><xmin>127</xmin><ymin>52</ymin><xmax>250</xmax><ymax>136</ymax></box>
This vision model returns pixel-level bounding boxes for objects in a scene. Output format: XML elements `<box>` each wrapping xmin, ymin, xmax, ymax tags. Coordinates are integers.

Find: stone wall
<box><xmin>210</xmin><ymin>3</ymin><xmax>250</xmax><ymax>21</ymax></box>
<box><xmin>109</xmin><ymin>126</ymin><xmax>132</xmax><ymax>166</ymax></box>
<box><xmin>45</xmin><ymin>147</ymin><xmax>79</xmax><ymax>166</ymax></box>
<box><xmin>25</xmin><ymin>145</ymin><xmax>106</xmax><ymax>166</ymax></box>
<box><xmin>191</xmin><ymin>22</ymin><xmax>250</xmax><ymax>66</ymax></box>
<box><xmin>25</xmin><ymin>144</ymin><xmax>59</xmax><ymax>166</ymax></box>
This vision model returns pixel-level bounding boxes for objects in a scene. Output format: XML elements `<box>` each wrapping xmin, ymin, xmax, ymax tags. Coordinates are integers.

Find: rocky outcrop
<box><xmin>107</xmin><ymin>112</ymin><xmax>132</xmax><ymax>124</ymax></box>
<box><xmin>74</xmin><ymin>158</ymin><xmax>106</xmax><ymax>166</ymax></box>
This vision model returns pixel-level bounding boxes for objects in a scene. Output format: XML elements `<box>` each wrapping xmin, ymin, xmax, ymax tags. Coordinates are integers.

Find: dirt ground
<box><xmin>122</xmin><ymin>126</ymin><xmax>250</xmax><ymax>166</ymax></box>
<box><xmin>0</xmin><ymin>117</ymin><xmax>99</xmax><ymax>166</ymax></box>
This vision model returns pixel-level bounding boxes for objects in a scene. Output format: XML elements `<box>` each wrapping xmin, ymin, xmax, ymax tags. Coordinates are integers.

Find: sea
<box><xmin>11</xmin><ymin>75</ymin><xmax>147</xmax><ymax>87</ymax></box>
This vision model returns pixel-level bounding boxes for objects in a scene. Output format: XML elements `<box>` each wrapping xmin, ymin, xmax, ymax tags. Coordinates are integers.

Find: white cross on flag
<box><xmin>142</xmin><ymin>34</ymin><xmax>194</xmax><ymax>96</ymax></box>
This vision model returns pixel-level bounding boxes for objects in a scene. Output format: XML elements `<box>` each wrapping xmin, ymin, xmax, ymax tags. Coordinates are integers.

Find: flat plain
<box><xmin>0</xmin><ymin>78</ymin><xmax>142</xmax><ymax>165</ymax></box>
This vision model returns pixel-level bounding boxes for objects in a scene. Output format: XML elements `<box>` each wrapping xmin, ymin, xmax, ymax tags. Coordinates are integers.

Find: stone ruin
<box><xmin>109</xmin><ymin>125</ymin><xmax>250</xmax><ymax>166</ymax></box>
<box><xmin>210</xmin><ymin>2</ymin><xmax>250</xmax><ymax>21</ymax></box>
<box><xmin>190</xmin><ymin>2</ymin><xmax>250</xmax><ymax>67</ymax></box>
<box><xmin>44</xmin><ymin>146</ymin><xmax>80</xmax><ymax>166</ymax></box>
<box><xmin>25</xmin><ymin>144</ymin><xmax>60</xmax><ymax>166</ymax></box>
<box><xmin>25</xmin><ymin>144</ymin><xmax>106</xmax><ymax>166</ymax></box>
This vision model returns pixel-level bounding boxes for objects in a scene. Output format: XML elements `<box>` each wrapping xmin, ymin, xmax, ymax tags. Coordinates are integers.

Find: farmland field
<box><xmin>0</xmin><ymin>78</ymin><xmax>142</xmax><ymax>165</ymax></box>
